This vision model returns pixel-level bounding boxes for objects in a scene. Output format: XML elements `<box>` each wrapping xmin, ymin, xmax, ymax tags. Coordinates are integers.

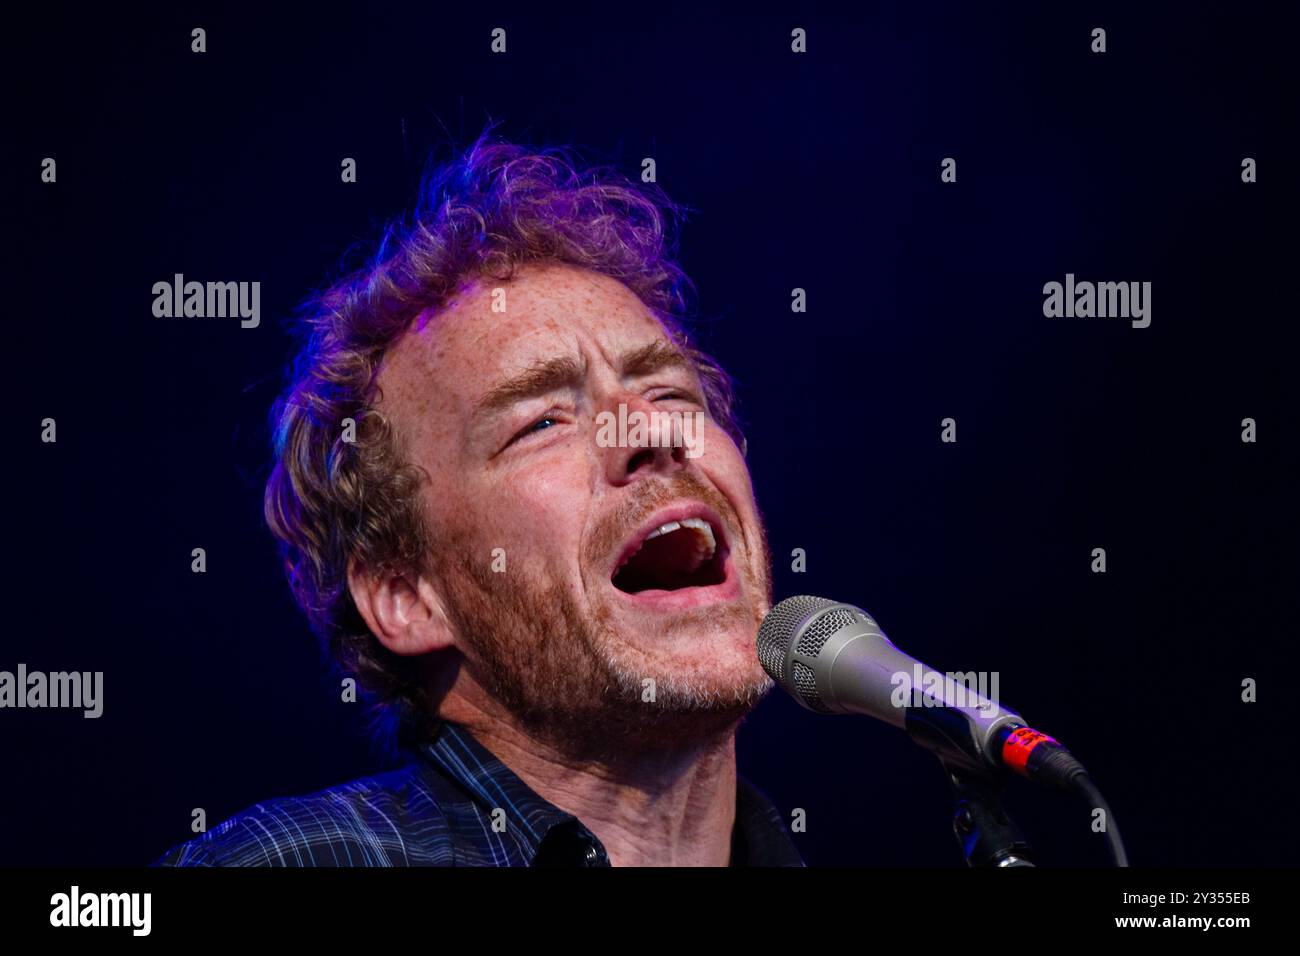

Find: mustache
<box><xmin>586</xmin><ymin>472</ymin><xmax>739</xmax><ymax>573</ymax></box>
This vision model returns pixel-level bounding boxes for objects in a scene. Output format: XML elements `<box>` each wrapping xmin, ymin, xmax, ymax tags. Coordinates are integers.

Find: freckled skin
<box><xmin>350</xmin><ymin>263</ymin><xmax>776</xmax><ymax>864</ymax></box>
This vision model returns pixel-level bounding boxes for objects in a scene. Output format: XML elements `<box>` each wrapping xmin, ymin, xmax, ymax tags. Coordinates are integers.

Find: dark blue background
<box><xmin>6</xmin><ymin>3</ymin><xmax>1295</xmax><ymax>866</ymax></box>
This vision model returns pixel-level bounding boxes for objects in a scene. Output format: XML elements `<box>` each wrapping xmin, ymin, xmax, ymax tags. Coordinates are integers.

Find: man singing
<box><xmin>155</xmin><ymin>132</ymin><xmax>801</xmax><ymax>867</ymax></box>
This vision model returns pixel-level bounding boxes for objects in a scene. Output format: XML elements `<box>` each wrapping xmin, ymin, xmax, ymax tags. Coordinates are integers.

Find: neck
<box><xmin>443</xmin><ymin>693</ymin><xmax>741</xmax><ymax>866</ymax></box>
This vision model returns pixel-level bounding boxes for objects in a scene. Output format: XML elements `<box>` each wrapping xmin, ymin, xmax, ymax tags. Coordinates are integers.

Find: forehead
<box><xmin>375</xmin><ymin>262</ymin><xmax>673</xmax><ymax>418</ymax></box>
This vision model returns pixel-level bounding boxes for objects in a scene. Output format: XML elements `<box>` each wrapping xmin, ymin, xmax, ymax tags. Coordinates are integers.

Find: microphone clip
<box><xmin>942</xmin><ymin>761</ymin><xmax>1036</xmax><ymax>868</ymax></box>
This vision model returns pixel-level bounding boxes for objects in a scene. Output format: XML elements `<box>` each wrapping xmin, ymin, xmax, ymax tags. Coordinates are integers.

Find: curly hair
<box><xmin>263</xmin><ymin>128</ymin><xmax>747</xmax><ymax>751</ymax></box>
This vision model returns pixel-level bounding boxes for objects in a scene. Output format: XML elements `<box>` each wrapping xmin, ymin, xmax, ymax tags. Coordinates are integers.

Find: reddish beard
<box><xmin>425</xmin><ymin>472</ymin><xmax>775</xmax><ymax>762</ymax></box>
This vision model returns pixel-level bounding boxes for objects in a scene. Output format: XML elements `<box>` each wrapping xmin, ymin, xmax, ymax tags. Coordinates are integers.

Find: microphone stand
<box><xmin>942</xmin><ymin>760</ymin><xmax>1035</xmax><ymax>868</ymax></box>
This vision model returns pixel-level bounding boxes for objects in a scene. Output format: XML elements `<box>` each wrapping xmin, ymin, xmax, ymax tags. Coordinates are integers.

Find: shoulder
<box><xmin>152</xmin><ymin>762</ymin><xmax>453</xmax><ymax>867</ymax></box>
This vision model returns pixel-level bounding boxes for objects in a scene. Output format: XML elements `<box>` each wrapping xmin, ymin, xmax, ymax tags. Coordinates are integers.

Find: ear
<box><xmin>347</xmin><ymin>559</ymin><xmax>456</xmax><ymax>657</ymax></box>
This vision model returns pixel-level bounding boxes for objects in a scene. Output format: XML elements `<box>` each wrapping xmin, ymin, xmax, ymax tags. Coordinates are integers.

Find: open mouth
<box><xmin>611</xmin><ymin>514</ymin><xmax>730</xmax><ymax>595</ymax></box>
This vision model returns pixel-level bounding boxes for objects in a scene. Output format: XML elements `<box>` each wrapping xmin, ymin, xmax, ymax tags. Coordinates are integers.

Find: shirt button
<box><xmin>583</xmin><ymin>845</ymin><xmax>598</xmax><ymax>865</ymax></box>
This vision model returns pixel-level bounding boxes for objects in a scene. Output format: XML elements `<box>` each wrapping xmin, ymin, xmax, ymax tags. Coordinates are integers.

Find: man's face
<box><xmin>374</xmin><ymin>262</ymin><xmax>773</xmax><ymax>756</ymax></box>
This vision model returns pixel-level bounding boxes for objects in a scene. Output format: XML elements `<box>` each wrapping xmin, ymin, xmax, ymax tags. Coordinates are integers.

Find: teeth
<box><xmin>678</xmin><ymin>518</ymin><xmax>717</xmax><ymax>558</ymax></box>
<box><xmin>617</xmin><ymin>517</ymin><xmax>718</xmax><ymax>572</ymax></box>
<box><xmin>678</xmin><ymin>518</ymin><xmax>717</xmax><ymax>572</ymax></box>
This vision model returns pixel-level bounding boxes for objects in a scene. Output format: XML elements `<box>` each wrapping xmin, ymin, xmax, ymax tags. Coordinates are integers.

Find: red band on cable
<box><xmin>1002</xmin><ymin>726</ymin><xmax>1058</xmax><ymax>774</ymax></box>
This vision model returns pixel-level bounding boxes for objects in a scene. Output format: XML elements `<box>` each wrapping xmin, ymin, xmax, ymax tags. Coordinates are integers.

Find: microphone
<box><xmin>757</xmin><ymin>595</ymin><xmax>1086</xmax><ymax>790</ymax></box>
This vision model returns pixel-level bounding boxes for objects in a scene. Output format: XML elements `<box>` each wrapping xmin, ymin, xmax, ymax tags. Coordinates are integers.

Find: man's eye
<box><xmin>510</xmin><ymin>415</ymin><xmax>557</xmax><ymax>445</ymax></box>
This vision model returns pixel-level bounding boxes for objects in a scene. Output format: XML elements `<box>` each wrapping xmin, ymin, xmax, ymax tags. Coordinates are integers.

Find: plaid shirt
<box><xmin>153</xmin><ymin>720</ymin><xmax>804</xmax><ymax>867</ymax></box>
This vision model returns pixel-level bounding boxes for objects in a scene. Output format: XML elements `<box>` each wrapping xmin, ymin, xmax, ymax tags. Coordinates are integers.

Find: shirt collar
<box><xmin>417</xmin><ymin>720</ymin><xmax>582</xmax><ymax>856</ymax></box>
<box><xmin>414</xmin><ymin>721</ymin><xmax>802</xmax><ymax>866</ymax></box>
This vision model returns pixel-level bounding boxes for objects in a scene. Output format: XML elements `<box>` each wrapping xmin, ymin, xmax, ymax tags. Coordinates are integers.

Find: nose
<box><xmin>598</xmin><ymin>392</ymin><xmax>691</xmax><ymax>486</ymax></box>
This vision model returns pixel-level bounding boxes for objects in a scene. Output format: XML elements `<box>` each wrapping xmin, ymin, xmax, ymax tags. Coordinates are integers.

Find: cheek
<box><xmin>701</xmin><ymin>426</ymin><xmax>757</xmax><ymax>505</ymax></box>
<box><xmin>490</xmin><ymin>461</ymin><xmax>592</xmax><ymax>566</ymax></box>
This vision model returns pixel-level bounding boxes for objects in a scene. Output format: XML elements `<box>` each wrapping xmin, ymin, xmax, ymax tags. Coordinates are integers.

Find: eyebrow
<box><xmin>471</xmin><ymin>340</ymin><xmax>695</xmax><ymax>421</ymax></box>
<box><xmin>472</xmin><ymin>355</ymin><xmax>586</xmax><ymax>419</ymax></box>
<box><xmin>619</xmin><ymin>340</ymin><xmax>693</xmax><ymax>379</ymax></box>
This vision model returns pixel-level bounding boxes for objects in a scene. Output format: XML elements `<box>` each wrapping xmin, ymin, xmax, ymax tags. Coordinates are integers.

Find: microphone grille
<box><xmin>756</xmin><ymin>594</ymin><xmax>839</xmax><ymax>682</ymax></box>
<box><xmin>796</xmin><ymin>606</ymin><xmax>860</xmax><ymax>658</ymax></box>
<box><xmin>791</xmin><ymin>660</ymin><xmax>828</xmax><ymax>712</ymax></box>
